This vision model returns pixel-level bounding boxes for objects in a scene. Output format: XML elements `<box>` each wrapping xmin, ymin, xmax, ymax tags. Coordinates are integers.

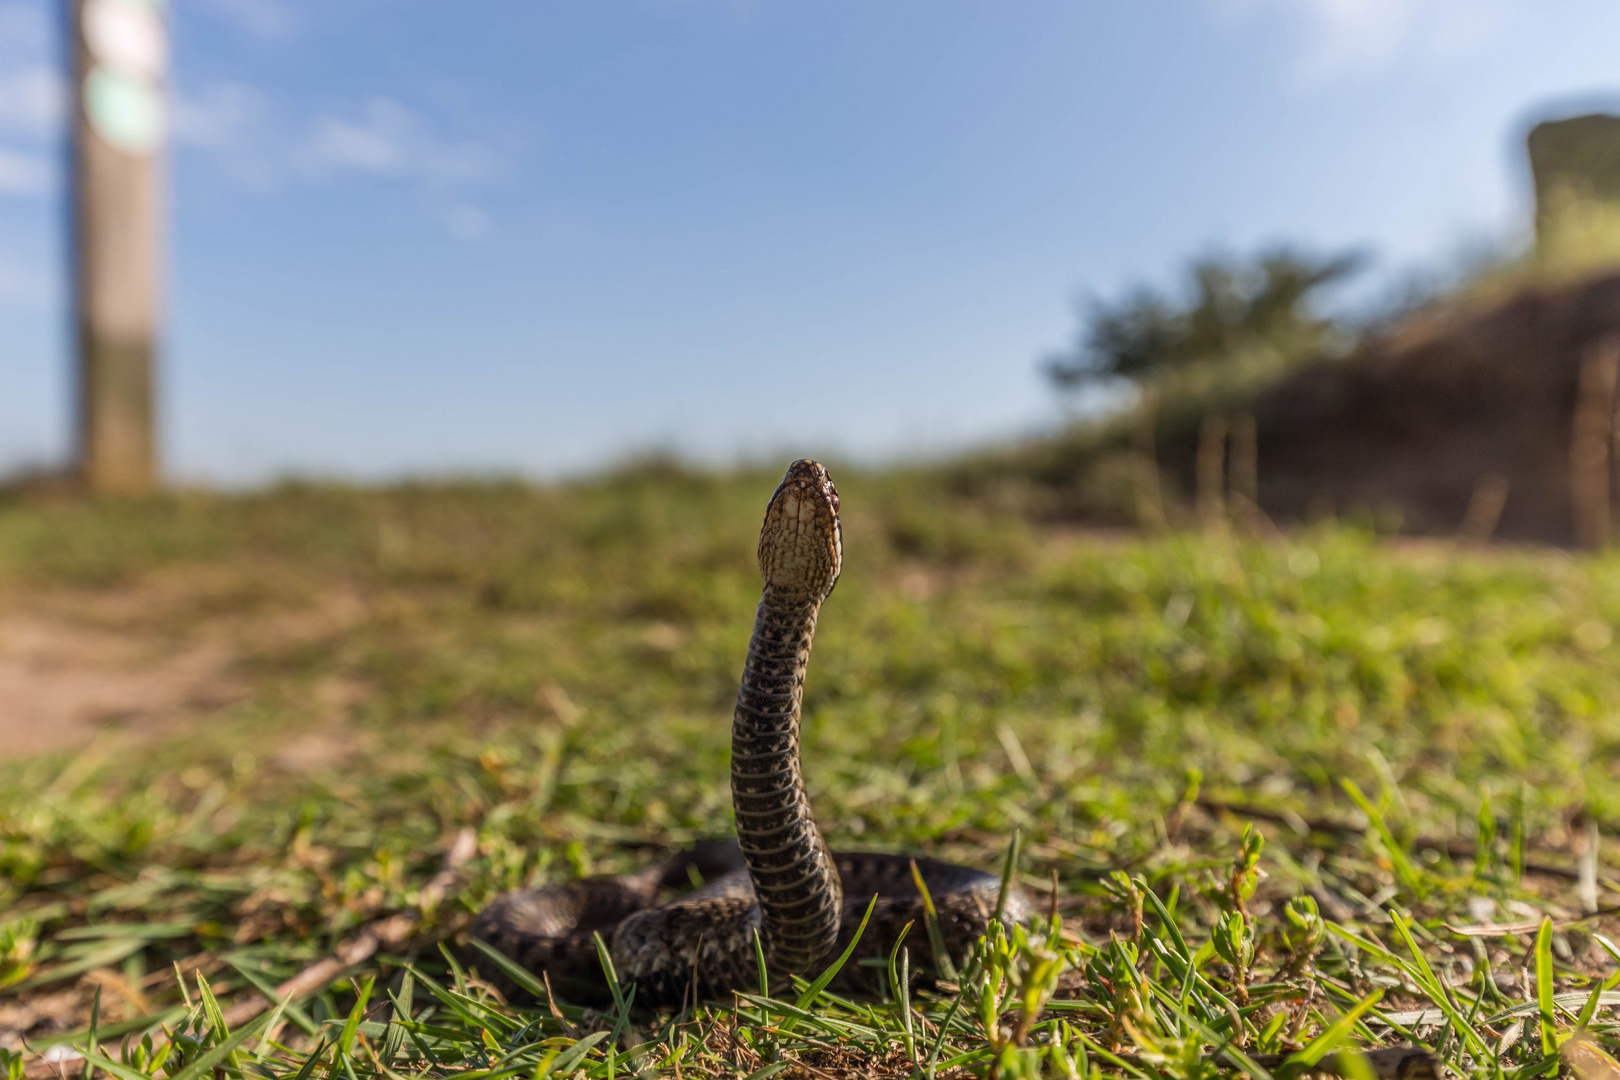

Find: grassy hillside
<box><xmin>970</xmin><ymin>234</ymin><xmax>1620</xmax><ymax>537</ymax></box>
<box><xmin>4</xmin><ymin>469</ymin><xmax>1620</xmax><ymax>1078</ymax></box>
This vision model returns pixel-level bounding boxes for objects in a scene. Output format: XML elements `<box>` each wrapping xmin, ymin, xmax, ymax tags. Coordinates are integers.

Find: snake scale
<box><xmin>473</xmin><ymin>460</ymin><xmax>1035</xmax><ymax>1007</ymax></box>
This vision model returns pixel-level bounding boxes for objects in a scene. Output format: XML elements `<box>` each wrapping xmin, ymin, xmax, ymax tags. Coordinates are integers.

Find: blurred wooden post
<box><xmin>1228</xmin><ymin>412</ymin><xmax>1259</xmax><ymax>532</ymax></box>
<box><xmin>1571</xmin><ymin>339</ymin><xmax>1620</xmax><ymax>550</ymax></box>
<box><xmin>1576</xmin><ymin>810</ymin><xmax>1600</xmax><ymax>915</ymax></box>
<box><xmin>1459</xmin><ymin>474</ymin><xmax>1509</xmax><ymax>545</ymax></box>
<box><xmin>1196</xmin><ymin>414</ymin><xmax>1227</xmax><ymax>531</ymax></box>
<box><xmin>72</xmin><ymin>0</ymin><xmax>167</xmax><ymax>493</ymax></box>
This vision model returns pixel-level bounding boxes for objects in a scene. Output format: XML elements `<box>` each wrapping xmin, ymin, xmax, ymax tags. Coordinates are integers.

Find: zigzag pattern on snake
<box><xmin>472</xmin><ymin>459</ymin><xmax>1035</xmax><ymax>1007</ymax></box>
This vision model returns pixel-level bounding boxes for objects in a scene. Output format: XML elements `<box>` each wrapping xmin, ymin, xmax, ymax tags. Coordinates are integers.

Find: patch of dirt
<box><xmin>0</xmin><ymin>614</ymin><xmax>234</xmax><ymax>755</ymax></box>
<box><xmin>0</xmin><ymin>570</ymin><xmax>365</xmax><ymax>757</ymax></box>
<box><xmin>268</xmin><ymin>722</ymin><xmax>374</xmax><ymax>774</ymax></box>
<box><xmin>0</xmin><ymin>989</ymin><xmax>80</xmax><ymax>1053</ymax></box>
<box><xmin>1155</xmin><ymin>270</ymin><xmax>1620</xmax><ymax>545</ymax></box>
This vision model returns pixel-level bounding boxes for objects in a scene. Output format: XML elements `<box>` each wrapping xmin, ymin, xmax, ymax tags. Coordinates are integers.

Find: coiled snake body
<box><xmin>474</xmin><ymin>460</ymin><xmax>1033</xmax><ymax>1007</ymax></box>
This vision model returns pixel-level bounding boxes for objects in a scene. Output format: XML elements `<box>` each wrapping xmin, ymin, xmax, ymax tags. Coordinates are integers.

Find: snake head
<box><xmin>758</xmin><ymin>459</ymin><xmax>842</xmax><ymax>598</ymax></box>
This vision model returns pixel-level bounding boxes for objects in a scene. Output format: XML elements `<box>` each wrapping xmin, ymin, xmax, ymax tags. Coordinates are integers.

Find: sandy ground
<box><xmin>0</xmin><ymin>572</ymin><xmax>364</xmax><ymax>758</ymax></box>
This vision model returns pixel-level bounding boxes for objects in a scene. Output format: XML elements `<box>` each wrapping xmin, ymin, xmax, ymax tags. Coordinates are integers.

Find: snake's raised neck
<box><xmin>731</xmin><ymin>459</ymin><xmax>845</xmax><ymax>974</ymax></box>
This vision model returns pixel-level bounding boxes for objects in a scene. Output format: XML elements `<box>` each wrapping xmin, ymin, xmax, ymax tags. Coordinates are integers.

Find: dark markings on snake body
<box><xmin>472</xmin><ymin>459</ymin><xmax>1035</xmax><ymax>1008</ymax></box>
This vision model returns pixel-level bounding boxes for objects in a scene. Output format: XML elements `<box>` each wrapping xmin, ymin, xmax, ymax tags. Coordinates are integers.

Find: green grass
<box><xmin>5</xmin><ymin>466</ymin><xmax>1620</xmax><ymax>1078</ymax></box>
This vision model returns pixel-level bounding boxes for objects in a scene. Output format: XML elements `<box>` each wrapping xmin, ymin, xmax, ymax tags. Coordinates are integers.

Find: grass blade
<box><xmin>592</xmin><ymin>931</ymin><xmax>627</xmax><ymax>1017</ymax></box>
<box><xmin>78</xmin><ymin>1051</ymin><xmax>162</xmax><ymax>1080</ymax></box>
<box><xmin>81</xmin><ymin>985</ymin><xmax>100</xmax><ymax>1080</ymax></box>
<box><xmin>469</xmin><ymin>936</ymin><xmax>549</xmax><ymax>1000</ymax></box>
<box><xmin>549</xmin><ymin>1031</ymin><xmax>609</xmax><ymax>1075</ymax></box>
<box><xmin>751</xmin><ymin>926</ymin><xmax>768</xmax><ymax>999</ymax></box>
<box><xmin>909</xmin><ymin>859</ymin><xmax>958</xmax><ymax>982</ymax></box>
<box><xmin>1281</xmin><ymin>989</ymin><xmax>1383</xmax><ymax>1075</ymax></box>
<box><xmin>382</xmin><ymin>970</ymin><xmax>414</xmax><ymax>1064</ymax></box>
<box><xmin>166</xmin><ymin>1008</ymin><xmax>276</xmax><ymax>1080</ymax></box>
<box><xmin>792</xmin><ymin>894</ymin><xmax>879</xmax><ymax>1014</ymax></box>
<box><xmin>995</xmin><ymin>829</ymin><xmax>1021</xmax><ymax>922</ymax></box>
<box><xmin>1536</xmin><ymin>916</ymin><xmax>1558</xmax><ymax>1057</ymax></box>
<box><xmin>226</xmin><ymin>956</ymin><xmax>320</xmax><ymax>1037</ymax></box>
<box><xmin>338</xmin><ymin>976</ymin><xmax>375</xmax><ymax>1059</ymax></box>
<box><xmin>1341</xmin><ymin>780</ymin><xmax>1425</xmax><ymax>899</ymax></box>
<box><xmin>194</xmin><ymin>974</ymin><xmax>228</xmax><ymax>1039</ymax></box>
<box><xmin>925</xmin><ymin>988</ymin><xmax>971</xmax><ymax>1080</ymax></box>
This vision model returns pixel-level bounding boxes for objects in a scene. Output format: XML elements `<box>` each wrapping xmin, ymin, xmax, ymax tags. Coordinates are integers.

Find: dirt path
<box><xmin>0</xmin><ymin>571</ymin><xmax>364</xmax><ymax>758</ymax></box>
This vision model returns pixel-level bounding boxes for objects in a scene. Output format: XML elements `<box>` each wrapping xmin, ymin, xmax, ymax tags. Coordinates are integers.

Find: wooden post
<box><xmin>1459</xmin><ymin>475</ymin><xmax>1509</xmax><ymax>545</ymax></box>
<box><xmin>1571</xmin><ymin>339</ymin><xmax>1620</xmax><ymax>550</ymax></box>
<box><xmin>1575</xmin><ymin>810</ymin><xmax>1601</xmax><ymax>915</ymax></box>
<box><xmin>72</xmin><ymin>0</ymin><xmax>167</xmax><ymax>493</ymax></box>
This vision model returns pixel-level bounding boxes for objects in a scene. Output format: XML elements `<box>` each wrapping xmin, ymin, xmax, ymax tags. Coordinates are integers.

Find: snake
<box><xmin>472</xmin><ymin>459</ymin><xmax>1035</xmax><ymax>1008</ymax></box>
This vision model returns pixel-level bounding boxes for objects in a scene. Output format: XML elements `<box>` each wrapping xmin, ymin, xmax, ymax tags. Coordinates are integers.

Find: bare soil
<box><xmin>1163</xmin><ymin>270</ymin><xmax>1620</xmax><ymax>544</ymax></box>
<box><xmin>0</xmin><ymin>570</ymin><xmax>364</xmax><ymax>758</ymax></box>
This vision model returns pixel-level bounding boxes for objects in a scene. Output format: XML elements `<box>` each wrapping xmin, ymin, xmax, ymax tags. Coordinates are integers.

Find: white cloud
<box><xmin>0</xmin><ymin>148</ymin><xmax>51</xmax><ymax>194</ymax></box>
<box><xmin>299</xmin><ymin>100</ymin><xmax>503</xmax><ymax>240</ymax></box>
<box><xmin>305</xmin><ymin>112</ymin><xmax>405</xmax><ymax>173</ymax></box>
<box><xmin>192</xmin><ymin>0</ymin><xmax>295</xmax><ymax>41</ymax></box>
<box><xmin>174</xmin><ymin>85</ymin><xmax>509</xmax><ymax>238</ymax></box>
<box><xmin>0</xmin><ymin>247</ymin><xmax>53</xmax><ymax>306</ymax></box>
<box><xmin>173</xmin><ymin>80</ymin><xmax>269</xmax><ymax>148</ymax></box>
<box><xmin>0</xmin><ymin>67</ymin><xmax>64</xmax><ymax>135</ymax></box>
<box><xmin>300</xmin><ymin>98</ymin><xmax>503</xmax><ymax>185</ymax></box>
<box><xmin>0</xmin><ymin>3</ymin><xmax>66</xmax><ymax>137</ymax></box>
<box><xmin>0</xmin><ymin>4</ymin><xmax>61</xmax><ymax>208</ymax></box>
<box><xmin>1220</xmin><ymin>0</ymin><xmax>1509</xmax><ymax>83</ymax></box>
<box><xmin>442</xmin><ymin>203</ymin><xmax>490</xmax><ymax>243</ymax></box>
<box><xmin>171</xmin><ymin>79</ymin><xmax>291</xmax><ymax>191</ymax></box>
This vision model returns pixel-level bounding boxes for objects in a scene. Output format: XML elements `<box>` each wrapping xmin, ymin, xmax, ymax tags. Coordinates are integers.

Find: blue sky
<box><xmin>3</xmin><ymin>0</ymin><xmax>1620</xmax><ymax>481</ymax></box>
